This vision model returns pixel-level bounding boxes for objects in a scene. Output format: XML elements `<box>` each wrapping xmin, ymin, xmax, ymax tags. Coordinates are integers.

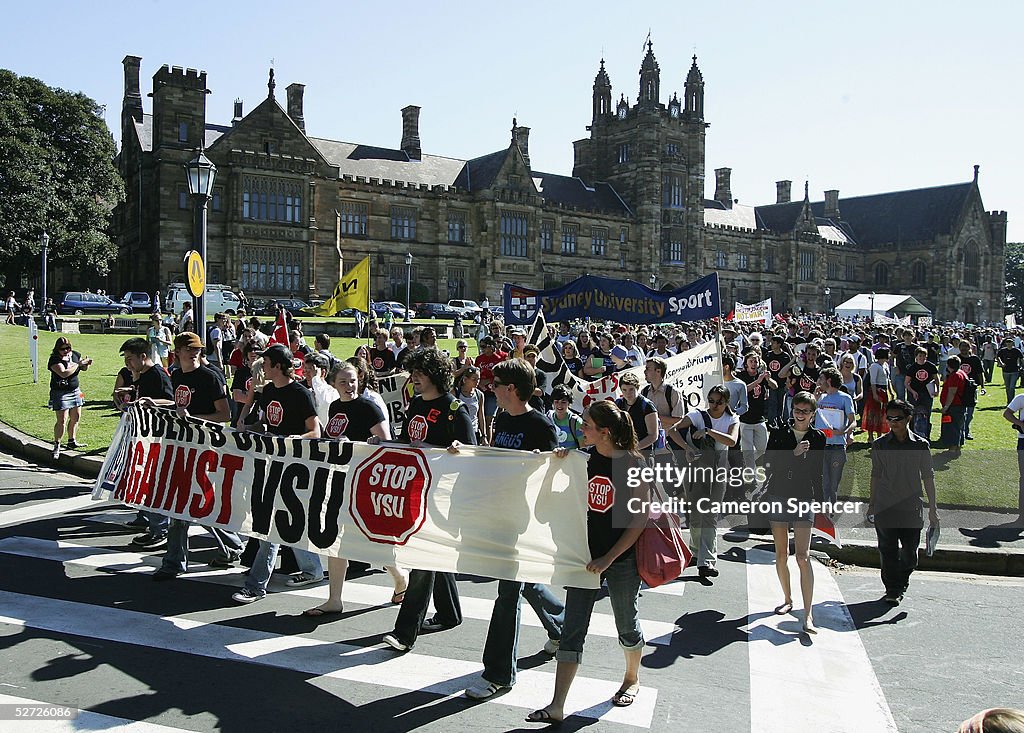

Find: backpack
<box><xmin>961</xmin><ymin>373</ymin><xmax>979</xmax><ymax>406</ymax></box>
<box><xmin>642</xmin><ymin>382</ymin><xmax>678</xmax><ymax>412</ymax></box>
<box><xmin>548</xmin><ymin>410</ymin><xmax>582</xmax><ymax>448</ymax></box>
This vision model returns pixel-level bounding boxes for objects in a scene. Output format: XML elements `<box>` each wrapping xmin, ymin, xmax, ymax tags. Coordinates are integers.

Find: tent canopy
<box><xmin>833</xmin><ymin>293</ymin><xmax>932</xmax><ymax>319</ymax></box>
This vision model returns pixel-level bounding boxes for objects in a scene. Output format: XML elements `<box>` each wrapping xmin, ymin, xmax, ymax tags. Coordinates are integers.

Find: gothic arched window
<box><xmin>964</xmin><ymin>242</ymin><xmax>980</xmax><ymax>287</ymax></box>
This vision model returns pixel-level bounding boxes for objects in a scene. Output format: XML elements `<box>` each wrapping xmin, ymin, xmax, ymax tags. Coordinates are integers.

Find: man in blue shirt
<box><xmin>816</xmin><ymin>367</ymin><xmax>857</xmax><ymax>507</ymax></box>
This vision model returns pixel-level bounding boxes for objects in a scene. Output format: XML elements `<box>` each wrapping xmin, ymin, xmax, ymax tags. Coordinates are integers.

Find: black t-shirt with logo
<box><xmin>48</xmin><ymin>351</ymin><xmax>82</xmax><ymax>394</ymax></box>
<box><xmin>738</xmin><ymin>369</ymin><xmax>769</xmax><ymax>424</ymax></box>
<box><xmin>797</xmin><ymin>364</ymin><xmax>820</xmax><ymax>394</ymax></box>
<box><xmin>400</xmin><ymin>394</ymin><xmax>475</xmax><ymax>447</ymax></box>
<box><xmin>368</xmin><ymin>347</ymin><xmax>396</xmax><ymax>374</ymax></box>
<box><xmin>491</xmin><ymin>408</ymin><xmax>558</xmax><ymax>452</ymax></box>
<box><xmin>764</xmin><ymin>351</ymin><xmax>788</xmax><ymax>384</ymax></box>
<box><xmin>231</xmin><ymin>364</ymin><xmax>253</xmax><ymax>395</ymax></box>
<box><xmin>134</xmin><ymin>364</ymin><xmax>173</xmax><ymax>401</ymax></box>
<box><xmin>325</xmin><ymin>395</ymin><xmax>385</xmax><ymax>441</ymax></box>
<box><xmin>257</xmin><ymin>380</ymin><xmax>316</xmax><ymax>437</ymax></box>
<box><xmin>585</xmin><ymin>448</ymin><xmax>637</xmax><ymax>561</ymax></box>
<box><xmin>894</xmin><ymin>341</ymin><xmax>920</xmax><ymax>373</ymax></box>
<box><xmin>171</xmin><ymin>365</ymin><xmax>228</xmax><ymax>416</ymax></box>
<box><xmin>906</xmin><ymin>360</ymin><xmax>939</xmax><ymax>399</ymax></box>
<box><xmin>960</xmin><ymin>355</ymin><xmax>985</xmax><ymax>384</ymax></box>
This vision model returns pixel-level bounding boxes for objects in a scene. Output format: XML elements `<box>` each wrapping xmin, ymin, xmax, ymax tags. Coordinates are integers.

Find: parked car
<box><xmin>370</xmin><ymin>301</ymin><xmax>411</xmax><ymax>320</ymax></box>
<box><xmin>57</xmin><ymin>292</ymin><xmax>130</xmax><ymax>316</ymax></box>
<box><xmin>262</xmin><ymin>298</ymin><xmax>311</xmax><ymax>316</ymax></box>
<box><xmin>447</xmin><ymin>299</ymin><xmax>482</xmax><ymax>317</ymax></box>
<box><xmin>120</xmin><ymin>291</ymin><xmax>153</xmax><ymax>313</ymax></box>
<box><xmin>164</xmin><ymin>285</ymin><xmax>242</xmax><ymax>316</ymax></box>
<box><xmin>416</xmin><ymin>302</ymin><xmax>460</xmax><ymax>319</ymax></box>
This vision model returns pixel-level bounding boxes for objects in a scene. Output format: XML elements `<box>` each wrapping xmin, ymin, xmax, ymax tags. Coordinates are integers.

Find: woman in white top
<box><xmin>147</xmin><ymin>314</ymin><xmax>172</xmax><ymax>367</ymax></box>
<box><xmin>667</xmin><ymin>384</ymin><xmax>740</xmax><ymax>578</ymax></box>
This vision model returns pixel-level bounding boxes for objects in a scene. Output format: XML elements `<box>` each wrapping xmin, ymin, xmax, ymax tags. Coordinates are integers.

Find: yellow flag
<box><xmin>310</xmin><ymin>256</ymin><xmax>371</xmax><ymax>316</ymax></box>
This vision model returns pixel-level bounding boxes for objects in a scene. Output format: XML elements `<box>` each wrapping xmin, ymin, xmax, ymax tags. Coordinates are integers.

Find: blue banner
<box><xmin>503</xmin><ymin>273</ymin><xmax>721</xmax><ymax>325</ymax></box>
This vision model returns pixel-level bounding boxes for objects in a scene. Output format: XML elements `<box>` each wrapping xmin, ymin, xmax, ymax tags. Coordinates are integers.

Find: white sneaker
<box><xmin>382</xmin><ymin>633</ymin><xmax>410</xmax><ymax>652</ymax></box>
<box><xmin>465</xmin><ymin>679</ymin><xmax>510</xmax><ymax>700</ymax></box>
<box><xmin>542</xmin><ymin>638</ymin><xmax>560</xmax><ymax>655</ymax></box>
<box><xmin>285</xmin><ymin>572</ymin><xmax>324</xmax><ymax>587</ymax></box>
<box><xmin>231</xmin><ymin>588</ymin><xmax>265</xmax><ymax>604</ymax></box>
<box><xmin>52</xmin><ymin>442</ymin><xmax>60</xmax><ymax>460</ymax></box>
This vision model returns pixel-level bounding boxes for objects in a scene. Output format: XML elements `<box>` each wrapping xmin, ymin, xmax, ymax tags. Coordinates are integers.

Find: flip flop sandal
<box><xmin>391</xmin><ymin>589</ymin><xmax>407</xmax><ymax>604</ymax></box>
<box><xmin>612</xmin><ymin>684</ymin><xmax>639</xmax><ymax>707</ymax></box>
<box><xmin>774</xmin><ymin>601</ymin><xmax>794</xmax><ymax>615</ymax></box>
<box><xmin>525</xmin><ymin>709</ymin><xmax>563</xmax><ymax>726</ymax></box>
<box><xmin>303</xmin><ymin>606</ymin><xmax>344</xmax><ymax>617</ymax></box>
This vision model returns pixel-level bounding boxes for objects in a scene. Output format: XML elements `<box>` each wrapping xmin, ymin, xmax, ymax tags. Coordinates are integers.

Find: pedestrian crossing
<box><xmin>0</xmin><ymin>501</ymin><xmax>900</xmax><ymax>731</ymax></box>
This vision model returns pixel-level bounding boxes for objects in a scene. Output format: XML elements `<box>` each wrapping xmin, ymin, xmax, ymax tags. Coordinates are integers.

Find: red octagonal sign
<box><xmin>326</xmin><ymin>412</ymin><xmax>349</xmax><ymax>439</ymax></box>
<box><xmin>349</xmin><ymin>447</ymin><xmax>432</xmax><ymax>545</ymax></box>
<box><xmin>588</xmin><ymin>475</ymin><xmax>615</xmax><ymax>513</ymax></box>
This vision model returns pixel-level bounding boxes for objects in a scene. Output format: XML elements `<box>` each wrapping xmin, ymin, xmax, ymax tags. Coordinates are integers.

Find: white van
<box><xmin>163</xmin><ymin>284</ymin><xmax>242</xmax><ymax>315</ymax></box>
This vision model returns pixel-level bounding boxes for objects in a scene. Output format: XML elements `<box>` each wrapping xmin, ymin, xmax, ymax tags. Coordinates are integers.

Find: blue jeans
<box><xmin>392</xmin><ymin>570</ymin><xmax>462</xmax><ymax>647</ymax></box>
<box><xmin>875</xmin><ymin>525</ymin><xmax>921</xmax><ymax>596</ymax></box>
<box><xmin>892</xmin><ymin>371</ymin><xmax>906</xmax><ymax>401</ymax></box>
<box><xmin>822</xmin><ymin>446</ymin><xmax>847</xmax><ymax>504</ymax></box>
<box><xmin>962</xmin><ymin>404</ymin><xmax>976</xmax><ymax>441</ymax></box>
<box><xmin>161</xmin><ymin>519</ymin><xmax>244</xmax><ymax>574</ymax></box>
<box><xmin>940</xmin><ymin>405</ymin><xmax>966</xmax><ymax>448</ymax></box>
<box><xmin>482</xmin><ymin>581</ymin><xmax>565</xmax><ymax>686</ymax></box>
<box><xmin>911</xmin><ymin>397</ymin><xmax>933</xmax><ymax>441</ymax></box>
<box><xmin>244</xmin><ymin>540</ymin><xmax>323</xmax><ymax>595</ymax></box>
<box><xmin>556</xmin><ymin>554</ymin><xmax>644</xmax><ymax>665</ymax></box>
<box><xmin>1005</xmin><ymin>371</ymin><xmax>1019</xmax><ymax>403</ymax></box>
<box><xmin>146</xmin><ymin>510</ymin><xmax>169</xmax><ymax>534</ymax></box>
<box><xmin>766</xmin><ymin>388</ymin><xmax>785</xmax><ymax>426</ymax></box>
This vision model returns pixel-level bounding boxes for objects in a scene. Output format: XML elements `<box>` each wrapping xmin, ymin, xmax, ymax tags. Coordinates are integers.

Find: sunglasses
<box><xmin>885</xmin><ymin>414</ymin><xmax>907</xmax><ymax>422</ymax></box>
<box><xmin>707</xmin><ymin>398</ymin><xmax>725</xmax><ymax>406</ymax></box>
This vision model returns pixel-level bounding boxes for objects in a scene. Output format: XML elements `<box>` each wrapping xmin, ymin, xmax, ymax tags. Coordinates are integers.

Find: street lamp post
<box><xmin>824</xmin><ymin>286</ymin><xmax>831</xmax><ymax>314</ymax></box>
<box><xmin>869</xmin><ymin>291</ymin><xmax>875</xmax><ymax>322</ymax></box>
<box><xmin>404</xmin><ymin>252</ymin><xmax>413</xmax><ymax>322</ymax></box>
<box><xmin>977</xmin><ymin>298</ymin><xmax>983</xmax><ymax>325</ymax></box>
<box><xmin>184</xmin><ymin>149</ymin><xmax>217</xmax><ymax>335</ymax></box>
<box><xmin>40</xmin><ymin>232</ymin><xmax>49</xmax><ymax>313</ymax></box>
<box><xmin>649</xmin><ymin>273</ymin><xmax>657</xmax><ymax>290</ymax></box>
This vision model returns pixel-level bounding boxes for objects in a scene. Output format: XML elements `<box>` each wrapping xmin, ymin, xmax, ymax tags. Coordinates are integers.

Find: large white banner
<box><xmin>734</xmin><ymin>298</ymin><xmax>772</xmax><ymax>323</ymax></box>
<box><xmin>527</xmin><ymin>310</ymin><xmax>722</xmax><ymax>411</ymax></box>
<box><xmin>92</xmin><ymin>405</ymin><xmax>598</xmax><ymax>589</ymax></box>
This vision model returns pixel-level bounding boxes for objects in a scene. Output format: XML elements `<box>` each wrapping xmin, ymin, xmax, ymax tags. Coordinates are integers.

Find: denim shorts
<box><xmin>764</xmin><ymin>493</ymin><xmax>814</xmax><ymax>525</ymax></box>
<box><xmin>49</xmin><ymin>390</ymin><xmax>84</xmax><ymax>411</ymax></box>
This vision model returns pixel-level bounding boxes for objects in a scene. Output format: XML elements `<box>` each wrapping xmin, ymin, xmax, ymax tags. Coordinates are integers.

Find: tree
<box><xmin>0</xmin><ymin>69</ymin><xmax>124</xmax><ymax>283</ymax></box>
<box><xmin>1005</xmin><ymin>241</ymin><xmax>1024</xmax><ymax>318</ymax></box>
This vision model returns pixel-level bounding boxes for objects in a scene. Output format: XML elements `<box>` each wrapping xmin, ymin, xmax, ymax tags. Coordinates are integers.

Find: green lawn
<box><xmin>1</xmin><ymin>323</ymin><xmax>1019</xmax><ymax>510</ymax></box>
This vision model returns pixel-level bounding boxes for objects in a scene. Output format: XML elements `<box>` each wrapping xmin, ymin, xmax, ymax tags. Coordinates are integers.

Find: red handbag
<box><xmin>636</xmin><ymin>502</ymin><xmax>692</xmax><ymax>587</ymax></box>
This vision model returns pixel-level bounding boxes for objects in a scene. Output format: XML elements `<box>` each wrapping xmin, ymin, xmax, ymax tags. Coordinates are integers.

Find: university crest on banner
<box><xmin>508</xmin><ymin>286</ymin><xmax>539</xmax><ymax>322</ymax></box>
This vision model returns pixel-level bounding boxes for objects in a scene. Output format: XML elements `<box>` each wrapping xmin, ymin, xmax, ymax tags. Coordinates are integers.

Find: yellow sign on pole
<box><xmin>185</xmin><ymin>251</ymin><xmax>206</xmax><ymax>297</ymax></box>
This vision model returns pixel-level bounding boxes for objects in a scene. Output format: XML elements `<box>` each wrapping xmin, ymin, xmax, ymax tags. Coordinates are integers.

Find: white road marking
<box><xmin>744</xmin><ymin>548</ymin><xmax>898</xmax><ymax>733</ymax></box>
<box><xmin>0</xmin><ymin>535</ymin><xmax>681</xmax><ymax>645</ymax></box>
<box><xmin>0</xmin><ymin>590</ymin><xmax>658</xmax><ymax>728</ymax></box>
<box><xmin>0</xmin><ymin>692</ymin><xmax>193</xmax><ymax>732</ymax></box>
<box><xmin>0</xmin><ymin>495</ymin><xmax>112</xmax><ymax>529</ymax></box>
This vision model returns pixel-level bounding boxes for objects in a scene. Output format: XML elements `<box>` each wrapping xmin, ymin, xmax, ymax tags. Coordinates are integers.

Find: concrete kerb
<box><xmin>0</xmin><ymin>422</ymin><xmax>102</xmax><ymax>479</ymax></box>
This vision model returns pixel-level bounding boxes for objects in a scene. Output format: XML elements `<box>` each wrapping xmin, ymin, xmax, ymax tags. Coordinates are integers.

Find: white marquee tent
<box><xmin>833</xmin><ymin>293</ymin><xmax>932</xmax><ymax>320</ymax></box>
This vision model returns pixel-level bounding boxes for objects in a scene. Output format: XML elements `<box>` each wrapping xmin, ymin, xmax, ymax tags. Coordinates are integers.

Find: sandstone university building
<box><xmin>112</xmin><ymin>43</ymin><xmax>1006</xmax><ymax>322</ymax></box>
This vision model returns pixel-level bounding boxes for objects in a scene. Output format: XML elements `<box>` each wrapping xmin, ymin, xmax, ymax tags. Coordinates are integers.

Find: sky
<box><xmin>2</xmin><ymin>1</ymin><xmax>1021</xmax><ymax>241</ymax></box>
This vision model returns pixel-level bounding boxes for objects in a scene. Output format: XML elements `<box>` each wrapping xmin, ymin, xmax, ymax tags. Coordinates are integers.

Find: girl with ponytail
<box><xmin>528</xmin><ymin>399</ymin><xmax>649</xmax><ymax>724</ymax></box>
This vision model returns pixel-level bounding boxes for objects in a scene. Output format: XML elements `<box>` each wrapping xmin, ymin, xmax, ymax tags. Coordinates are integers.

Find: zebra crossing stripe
<box><xmin>0</xmin><ymin>693</ymin><xmax>193</xmax><ymax>733</ymax></box>
<box><xmin>744</xmin><ymin>548</ymin><xmax>898</xmax><ymax>733</ymax></box>
<box><xmin>0</xmin><ymin>536</ymin><xmax>681</xmax><ymax>644</ymax></box>
<box><xmin>0</xmin><ymin>589</ymin><xmax>657</xmax><ymax>728</ymax></box>
<box><xmin>0</xmin><ymin>495</ymin><xmax>111</xmax><ymax>529</ymax></box>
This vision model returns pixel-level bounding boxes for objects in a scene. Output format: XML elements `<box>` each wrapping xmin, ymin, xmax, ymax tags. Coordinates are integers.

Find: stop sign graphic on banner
<box><xmin>174</xmin><ymin>385</ymin><xmax>191</xmax><ymax>407</ymax></box>
<box><xmin>266</xmin><ymin>400</ymin><xmax>283</xmax><ymax>427</ymax></box>
<box><xmin>406</xmin><ymin>414</ymin><xmax>429</xmax><ymax>443</ymax></box>
<box><xmin>349</xmin><ymin>447</ymin><xmax>431</xmax><ymax>544</ymax></box>
<box><xmin>326</xmin><ymin>412</ymin><xmax>349</xmax><ymax>438</ymax></box>
<box><xmin>588</xmin><ymin>475</ymin><xmax>615</xmax><ymax>513</ymax></box>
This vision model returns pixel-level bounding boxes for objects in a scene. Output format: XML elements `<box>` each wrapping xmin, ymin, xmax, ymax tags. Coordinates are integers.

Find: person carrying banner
<box><xmin>231</xmin><ymin>344</ymin><xmax>324</xmax><ymax>603</ymax></box>
<box><xmin>117</xmin><ymin>338</ymin><xmax>174</xmax><ymax>549</ymax></box>
<box><xmin>304</xmin><ymin>361</ymin><xmax>407</xmax><ymax>616</ymax></box>
<box><xmin>461</xmin><ymin>358</ymin><xmax>565</xmax><ymax>700</ymax></box>
<box><xmin>382</xmin><ymin>349</ymin><xmax>475</xmax><ymax>652</ymax></box>
<box><xmin>526</xmin><ymin>400</ymin><xmax>648</xmax><ymax>724</ymax></box>
<box><xmin>867</xmin><ymin>398</ymin><xmax>938</xmax><ymax>606</ymax></box>
<box><xmin>762</xmin><ymin>391</ymin><xmax>826</xmax><ymax>634</ymax></box>
<box><xmin>666</xmin><ymin>384</ymin><xmax>740</xmax><ymax>579</ymax></box>
<box><xmin>144</xmin><ymin>332</ymin><xmax>245</xmax><ymax>580</ymax></box>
